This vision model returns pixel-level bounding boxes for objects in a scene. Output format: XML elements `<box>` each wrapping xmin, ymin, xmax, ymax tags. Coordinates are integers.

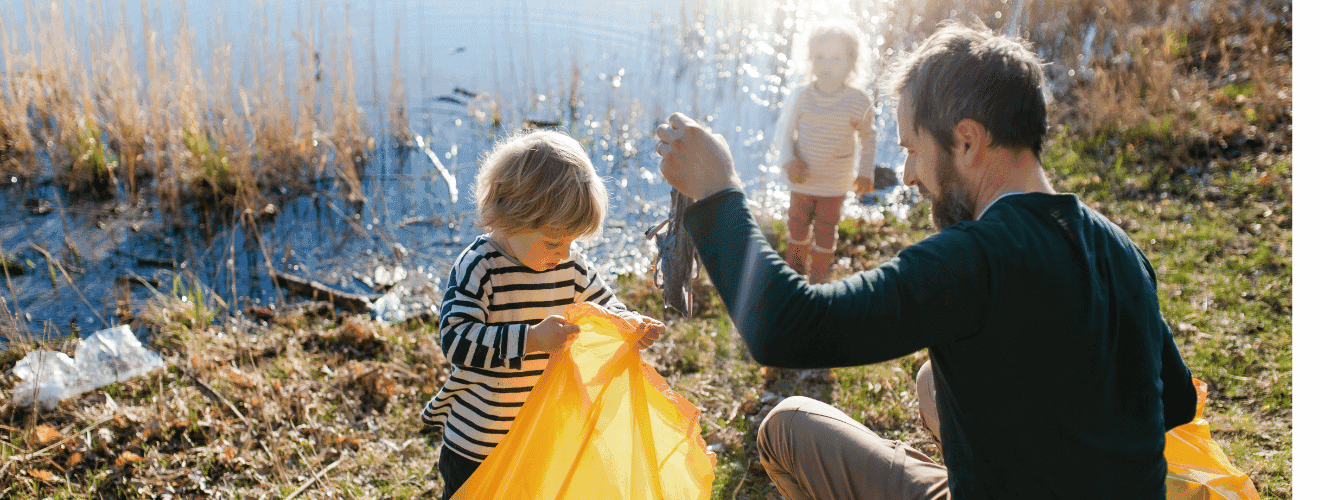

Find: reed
<box><xmin>325</xmin><ymin>9</ymin><xmax>372</xmax><ymax>205</ymax></box>
<box><xmin>388</xmin><ymin>24</ymin><xmax>410</xmax><ymax>147</ymax></box>
<box><xmin>98</xmin><ymin>1</ymin><xmax>150</xmax><ymax>201</ymax></box>
<box><xmin>0</xmin><ymin>0</ymin><xmax>372</xmax><ymax>221</ymax></box>
<box><xmin>0</xmin><ymin>11</ymin><xmax>37</xmax><ymax>181</ymax></box>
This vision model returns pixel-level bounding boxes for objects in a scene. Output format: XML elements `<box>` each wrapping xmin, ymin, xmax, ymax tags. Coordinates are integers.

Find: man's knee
<box><xmin>757</xmin><ymin>396</ymin><xmax>818</xmax><ymax>456</ymax></box>
<box><xmin>916</xmin><ymin>360</ymin><xmax>941</xmax><ymax>448</ymax></box>
<box><xmin>759</xmin><ymin>396</ymin><xmax>805</xmax><ymax>436</ymax></box>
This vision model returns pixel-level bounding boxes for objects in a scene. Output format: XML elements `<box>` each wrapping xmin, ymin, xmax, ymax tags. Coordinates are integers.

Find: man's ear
<box><xmin>952</xmin><ymin>118</ymin><xmax>988</xmax><ymax>169</ymax></box>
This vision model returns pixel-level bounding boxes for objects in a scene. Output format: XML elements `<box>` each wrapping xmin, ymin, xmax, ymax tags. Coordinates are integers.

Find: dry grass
<box><xmin>0</xmin><ymin>0</ymin><xmax>373</xmax><ymax>220</ymax></box>
<box><xmin>0</xmin><ymin>276</ymin><xmax>453</xmax><ymax>498</ymax></box>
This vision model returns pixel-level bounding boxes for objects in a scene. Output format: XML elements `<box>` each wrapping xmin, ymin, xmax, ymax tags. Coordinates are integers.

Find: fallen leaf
<box><xmin>115</xmin><ymin>451</ymin><xmax>147</xmax><ymax>467</ymax></box>
<box><xmin>31</xmin><ymin>424</ymin><xmax>60</xmax><ymax>447</ymax></box>
<box><xmin>28</xmin><ymin>469</ymin><xmax>57</xmax><ymax>482</ymax></box>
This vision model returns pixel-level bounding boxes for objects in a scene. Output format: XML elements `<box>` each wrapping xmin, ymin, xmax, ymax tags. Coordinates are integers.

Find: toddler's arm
<box><xmin>526</xmin><ymin>315</ymin><xmax>580</xmax><ymax>354</ymax></box>
<box><xmin>633</xmin><ymin>316</ymin><xmax>665</xmax><ymax>350</ymax></box>
<box><xmin>854</xmin><ymin>95</ymin><xmax>878</xmax><ymax>193</ymax></box>
<box><xmin>439</xmin><ymin>256</ymin><xmax>533</xmax><ymax>368</ymax></box>
<box><xmin>774</xmin><ymin>87</ymin><xmax>807</xmax><ymax>183</ymax></box>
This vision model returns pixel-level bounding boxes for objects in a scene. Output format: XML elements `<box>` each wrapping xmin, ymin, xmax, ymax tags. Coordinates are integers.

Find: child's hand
<box><xmin>526</xmin><ymin>315</ymin><xmax>580</xmax><ymax>354</ymax></box>
<box><xmin>783</xmin><ymin>158</ymin><xmax>808</xmax><ymax>184</ymax></box>
<box><xmin>854</xmin><ymin>176</ymin><xmax>873</xmax><ymax>194</ymax></box>
<box><xmin>634</xmin><ymin>316</ymin><xmax>666</xmax><ymax>350</ymax></box>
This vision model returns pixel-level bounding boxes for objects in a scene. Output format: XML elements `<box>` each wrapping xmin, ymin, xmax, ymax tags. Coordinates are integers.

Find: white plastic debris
<box><xmin>10</xmin><ymin>325</ymin><xmax>165</xmax><ymax>410</ymax></box>
<box><xmin>370</xmin><ymin>291</ymin><xmax>407</xmax><ymax>324</ymax></box>
<box><xmin>372</xmin><ymin>265</ymin><xmax>407</xmax><ymax>288</ymax></box>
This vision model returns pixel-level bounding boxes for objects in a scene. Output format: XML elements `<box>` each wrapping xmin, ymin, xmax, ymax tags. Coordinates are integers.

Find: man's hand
<box><xmin>783</xmin><ymin>157</ymin><xmax>808</xmax><ymax>184</ymax></box>
<box><xmin>854</xmin><ymin>176</ymin><xmax>873</xmax><ymax>194</ymax></box>
<box><xmin>655</xmin><ymin>113</ymin><xmax>742</xmax><ymax>200</ymax></box>
<box><xmin>526</xmin><ymin>315</ymin><xmax>580</xmax><ymax>354</ymax></box>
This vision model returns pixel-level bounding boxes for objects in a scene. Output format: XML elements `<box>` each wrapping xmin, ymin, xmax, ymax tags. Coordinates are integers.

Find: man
<box><xmin>654</xmin><ymin>21</ymin><xmax>1196</xmax><ymax>500</ymax></box>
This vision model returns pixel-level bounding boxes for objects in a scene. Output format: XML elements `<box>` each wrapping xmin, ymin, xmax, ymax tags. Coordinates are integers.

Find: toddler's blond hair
<box><xmin>474</xmin><ymin>130</ymin><xmax>607</xmax><ymax>238</ymax></box>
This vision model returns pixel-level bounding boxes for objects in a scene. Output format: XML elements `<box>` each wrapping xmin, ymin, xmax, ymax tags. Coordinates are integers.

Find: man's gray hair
<box><xmin>882</xmin><ymin>20</ymin><xmax>1048</xmax><ymax>157</ymax></box>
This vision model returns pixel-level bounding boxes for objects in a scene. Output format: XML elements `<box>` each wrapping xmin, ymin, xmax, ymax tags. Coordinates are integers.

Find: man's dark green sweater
<box><xmin>684</xmin><ymin>189</ymin><xmax>1196</xmax><ymax>499</ymax></box>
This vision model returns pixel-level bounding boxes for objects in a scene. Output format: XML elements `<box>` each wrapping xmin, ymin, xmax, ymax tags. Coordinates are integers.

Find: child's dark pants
<box><xmin>438</xmin><ymin>446</ymin><xmax>481</xmax><ymax>499</ymax></box>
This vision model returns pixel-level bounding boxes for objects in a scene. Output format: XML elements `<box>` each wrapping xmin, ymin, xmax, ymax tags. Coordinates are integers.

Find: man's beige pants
<box><xmin>757</xmin><ymin>361</ymin><xmax>949</xmax><ymax>500</ymax></box>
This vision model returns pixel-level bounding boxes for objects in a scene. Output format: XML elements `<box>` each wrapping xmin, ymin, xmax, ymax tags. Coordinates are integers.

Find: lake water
<box><xmin>2</xmin><ymin>0</ymin><xmax>1266</xmax><ymax>340</ymax></box>
<box><xmin>1</xmin><ymin>0</ymin><xmax>918</xmax><ymax>340</ymax></box>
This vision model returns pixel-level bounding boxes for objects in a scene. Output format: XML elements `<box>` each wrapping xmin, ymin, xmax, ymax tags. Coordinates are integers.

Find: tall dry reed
<box><xmin>0</xmin><ymin>11</ymin><xmax>38</xmax><ymax>181</ymax></box>
<box><xmin>0</xmin><ymin>0</ymin><xmax>373</xmax><ymax>219</ymax></box>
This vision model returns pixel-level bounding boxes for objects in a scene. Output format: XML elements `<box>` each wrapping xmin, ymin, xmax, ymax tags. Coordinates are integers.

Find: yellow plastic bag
<box><xmin>452</xmin><ymin>302</ymin><xmax>715</xmax><ymax>500</ymax></box>
<box><xmin>1165</xmin><ymin>378</ymin><xmax>1261</xmax><ymax>500</ymax></box>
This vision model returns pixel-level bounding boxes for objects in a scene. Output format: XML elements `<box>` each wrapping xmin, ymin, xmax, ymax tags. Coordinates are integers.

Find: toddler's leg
<box><xmin>438</xmin><ymin>446</ymin><xmax>482</xmax><ymax>499</ymax></box>
<box><xmin>786</xmin><ymin>192</ymin><xmax>815</xmax><ymax>277</ymax></box>
<box><xmin>808</xmin><ymin>195</ymin><xmax>845</xmax><ymax>283</ymax></box>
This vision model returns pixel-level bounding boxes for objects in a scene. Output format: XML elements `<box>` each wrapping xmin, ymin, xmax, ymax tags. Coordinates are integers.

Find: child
<box><xmin>420</xmin><ymin>130</ymin><xmax>665</xmax><ymax>499</ymax></box>
<box><xmin>778</xmin><ymin>21</ymin><xmax>877</xmax><ymax>283</ymax></box>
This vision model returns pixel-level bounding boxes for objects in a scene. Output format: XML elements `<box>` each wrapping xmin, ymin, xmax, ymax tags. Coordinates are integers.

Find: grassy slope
<box><xmin>0</xmin><ymin>7</ymin><xmax>1292</xmax><ymax>500</ymax></box>
<box><xmin>0</xmin><ymin>129</ymin><xmax>1293</xmax><ymax>500</ymax></box>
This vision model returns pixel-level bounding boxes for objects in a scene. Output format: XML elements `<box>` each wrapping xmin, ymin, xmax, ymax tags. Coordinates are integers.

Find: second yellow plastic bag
<box><xmin>452</xmin><ymin>302</ymin><xmax>715</xmax><ymax>500</ymax></box>
<box><xmin>1165</xmin><ymin>378</ymin><xmax>1261</xmax><ymax>500</ymax></box>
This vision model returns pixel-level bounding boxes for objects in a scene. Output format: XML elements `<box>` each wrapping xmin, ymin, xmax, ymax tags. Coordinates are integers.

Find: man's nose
<box><xmin>902</xmin><ymin>157</ymin><xmax>918</xmax><ymax>186</ymax></box>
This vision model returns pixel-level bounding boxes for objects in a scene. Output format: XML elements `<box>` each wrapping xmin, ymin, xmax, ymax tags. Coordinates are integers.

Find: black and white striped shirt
<box><xmin>420</xmin><ymin>235</ymin><xmax>633</xmax><ymax>462</ymax></box>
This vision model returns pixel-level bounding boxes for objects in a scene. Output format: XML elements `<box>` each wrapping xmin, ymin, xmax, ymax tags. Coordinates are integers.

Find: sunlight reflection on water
<box><xmin>0</xmin><ymin>0</ymin><xmax>912</xmax><ymax>336</ymax></box>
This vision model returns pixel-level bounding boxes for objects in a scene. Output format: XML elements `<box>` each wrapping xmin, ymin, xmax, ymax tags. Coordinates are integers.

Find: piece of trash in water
<box><xmin>417</xmin><ymin>135</ymin><xmax>460</xmax><ymax>204</ymax></box>
<box><xmin>646</xmin><ymin>188</ymin><xmax>699</xmax><ymax>317</ymax></box>
<box><xmin>373</xmin><ymin>265</ymin><xmax>408</xmax><ymax>289</ymax></box>
<box><xmin>10</xmin><ymin>325</ymin><xmax>165</xmax><ymax>410</ymax></box>
<box><xmin>371</xmin><ymin>291</ymin><xmax>407</xmax><ymax>324</ymax></box>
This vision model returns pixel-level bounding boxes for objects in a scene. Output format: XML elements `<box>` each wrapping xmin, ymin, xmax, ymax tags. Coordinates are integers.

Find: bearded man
<box><xmin>654</xmin><ymin>20</ymin><xmax>1196</xmax><ymax>500</ymax></box>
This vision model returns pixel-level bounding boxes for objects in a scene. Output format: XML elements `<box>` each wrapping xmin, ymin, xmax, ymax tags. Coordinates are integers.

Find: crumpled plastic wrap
<box><xmin>11</xmin><ymin>325</ymin><xmax>164</xmax><ymax>409</ymax></box>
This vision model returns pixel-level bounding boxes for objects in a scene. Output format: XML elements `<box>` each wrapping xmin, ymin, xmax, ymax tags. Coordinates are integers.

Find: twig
<box><xmin>259</xmin><ymin>439</ymin><xmax>287</xmax><ymax>483</ymax></box>
<box><xmin>730</xmin><ymin>458</ymin><xmax>751</xmax><ymax>500</ymax></box>
<box><xmin>269</xmin><ymin>271</ymin><xmax>379</xmax><ymax>314</ymax></box>
<box><xmin>2</xmin><ymin>255</ymin><xmax>20</xmax><ymax>322</ymax></box>
<box><xmin>185</xmin><ymin>371</ymin><xmax>252</xmax><ymax>427</ymax></box>
<box><xmin>385</xmin><ymin>362</ymin><xmax>423</xmax><ymax>381</ymax></box>
<box><xmin>283</xmin><ymin>455</ymin><xmax>345</xmax><ymax>500</ymax></box>
<box><xmin>295</xmin><ymin>448</ymin><xmax>330</xmax><ymax>494</ymax></box>
<box><xmin>28</xmin><ymin>243</ymin><xmax>108</xmax><ymax>328</ymax></box>
<box><xmin>0</xmin><ymin>438</ymin><xmax>28</xmax><ymax>454</ymax></box>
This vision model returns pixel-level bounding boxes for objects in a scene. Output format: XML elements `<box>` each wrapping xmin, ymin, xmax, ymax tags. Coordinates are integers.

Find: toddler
<box><xmin>778</xmin><ymin>21</ymin><xmax>877</xmax><ymax>283</ymax></box>
<box><xmin>420</xmin><ymin>130</ymin><xmax>664</xmax><ymax>499</ymax></box>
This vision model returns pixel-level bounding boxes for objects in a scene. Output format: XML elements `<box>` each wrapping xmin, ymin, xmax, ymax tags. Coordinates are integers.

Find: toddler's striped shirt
<box><xmin>420</xmin><ymin>236</ymin><xmax>633</xmax><ymax>463</ymax></box>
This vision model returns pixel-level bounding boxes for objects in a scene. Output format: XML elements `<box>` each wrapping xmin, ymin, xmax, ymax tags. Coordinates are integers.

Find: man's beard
<box><xmin>931</xmin><ymin>148</ymin><xmax>976</xmax><ymax>230</ymax></box>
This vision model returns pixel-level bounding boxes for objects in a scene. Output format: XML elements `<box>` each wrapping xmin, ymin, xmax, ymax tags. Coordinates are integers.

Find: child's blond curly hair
<box><xmin>473</xmin><ymin>130</ymin><xmax>607</xmax><ymax>238</ymax></box>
